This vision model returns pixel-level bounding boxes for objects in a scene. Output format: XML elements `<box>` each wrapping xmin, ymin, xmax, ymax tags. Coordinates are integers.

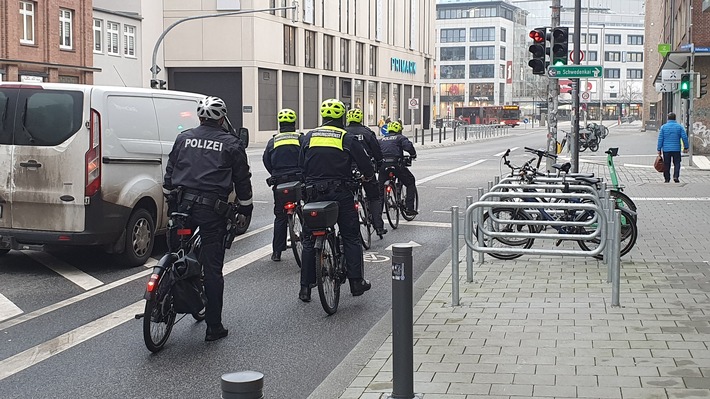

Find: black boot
<box><xmin>205</xmin><ymin>324</ymin><xmax>229</xmax><ymax>342</ymax></box>
<box><xmin>271</xmin><ymin>251</ymin><xmax>281</xmax><ymax>261</ymax></box>
<box><xmin>349</xmin><ymin>278</ymin><xmax>372</xmax><ymax>296</ymax></box>
<box><xmin>299</xmin><ymin>285</ymin><xmax>311</xmax><ymax>302</ymax></box>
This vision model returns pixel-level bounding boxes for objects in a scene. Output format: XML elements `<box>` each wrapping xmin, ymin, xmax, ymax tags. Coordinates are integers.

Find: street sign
<box><xmin>581</xmin><ymin>91</ymin><xmax>590</xmax><ymax>101</ymax></box>
<box><xmin>408</xmin><ymin>98</ymin><xmax>419</xmax><ymax>110</ymax></box>
<box><xmin>658</xmin><ymin>43</ymin><xmax>671</xmax><ymax>57</ymax></box>
<box><xmin>547</xmin><ymin>65</ymin><xmax>603</xmax><ymax>78</ymax></box>
<box><xmin>655</xmin><ymin>82</ymin><xmax>677</xmax><ymax>93</ymax></box>
<box><xmin>662</xmin><ymin>69</ymin><xmax>683</xmax><ymax>83</ymax></box>
<box><xmin>523</xmin><ymin>118</ymin><xmax>529</xmax><ymax>124</ymax></box>
<box><xmin>695</xmin><ymin>47</ymin><xmax>710</xmax><ymax>53</ymax></box>
<box><xmin>569</xmin><ymin>50</ymin><xmax>584</xmax><ymax>62</ymax></box>
<box><xmin>149</xmin><ymin>65</ymin><xmax>162</xmax><ymax>75</ymax></box>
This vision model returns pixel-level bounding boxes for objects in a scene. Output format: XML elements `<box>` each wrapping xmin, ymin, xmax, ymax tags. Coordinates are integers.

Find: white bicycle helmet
<box><xmin>197</xmin><ymin>96</ymin><xmax>228</xmax><ymax>120</ymax></box>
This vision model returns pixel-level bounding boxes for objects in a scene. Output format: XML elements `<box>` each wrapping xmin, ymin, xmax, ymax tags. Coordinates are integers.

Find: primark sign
<box><xmin>391</xmin><ymin>58</ymin><xmax>416</xmax><ymax>75</ymax></box>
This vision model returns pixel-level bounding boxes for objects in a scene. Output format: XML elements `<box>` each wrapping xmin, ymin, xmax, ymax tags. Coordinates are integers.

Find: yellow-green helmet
<box><xmin>277</xmin><ymin>108</ymin><xmax>297</xmax><ymax>123</ymax></box>
<box><xmin>320</xmin><ymin>98</ymin><xmax>346</xmax><ymax>119</ymax></box>
<box><xmin>346</xmin><ymin>108</ymin><xmax>364</xmax><ymax>124</ymax></box>
<box><xmin>387</xmin><ymin>121</ymin><xmax>402</xmax><ymax>133</ymax></box>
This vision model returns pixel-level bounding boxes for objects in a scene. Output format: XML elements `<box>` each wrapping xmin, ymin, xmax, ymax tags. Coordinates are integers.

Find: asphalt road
<box><xmin>0</xmin><ymin>124</ymin><xmax>647</xmax><ymax>398</ymax></box>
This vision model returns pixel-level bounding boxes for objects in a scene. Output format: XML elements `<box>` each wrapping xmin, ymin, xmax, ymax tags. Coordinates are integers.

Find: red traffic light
<box><xmin>529</xmin><ymin>29</ymin><xmax>545</xmax><ymax>43</ymax></box>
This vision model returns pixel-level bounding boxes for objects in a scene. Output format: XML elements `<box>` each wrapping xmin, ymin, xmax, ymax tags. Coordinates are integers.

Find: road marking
<box><xmin>418</xmin><ymin>159</ymin><xmax>487</xmax><ymax>184</ymax></box>
<box><xmin>623</xmin><ymin>163</ymin><xmax>654</xmax><ymax>169</ymax></box>
<box><xmin>0</xmin><ymin>244</ymin><xmax>271</xmax><ymax>381</ymax></box>
<box><xmin>432</xmin><ymin>210</ymin><xmax>453</xmax><ymax>214</ymax></box>
<box><xmin>0</xmin><ymin>225</ymin><xmax>273</xmax><ymax>331</ymax></box>
<box><xmin>434</xmin><ymin>186</ymin><xmax>458</xmax><ymax>190</ymax></box>
<box><xmin>494</xmin><ymin>147</ymin><xmax>518</xmax><ymax>157</ymax></box>
<box><xmin>403</xmin><ymin>220</ymin><xmax>451</xmax><ymax>228</ymax></box>
<box><xmin>22</xmin><ymin>251</ymin><xmax>103</xmax><ymax>290</ymax></box>
<box><xmin>631</xmin><ymin>197</ymin><xmax>710</xmax><ymax>201</ymax></box>
<box><xmin>0</xmin><ymin>294</ymin><xmax>22</xmax><ymax>323</ymax></box>
<box><xmin>231</xmin><ymin>223</ymin><xmax>273</xmax><ymax>243</ymax></box>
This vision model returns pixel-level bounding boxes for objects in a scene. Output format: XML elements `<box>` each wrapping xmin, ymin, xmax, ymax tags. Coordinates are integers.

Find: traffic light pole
<box><xmin>571</xmin><ymin>0</ymin><xmax>582</xmax><ymax>173</ymax></box>
<box><xmin>545</xmin><ymin>0</ymin><xmax>562</xmax><ymax>173</ymax></box>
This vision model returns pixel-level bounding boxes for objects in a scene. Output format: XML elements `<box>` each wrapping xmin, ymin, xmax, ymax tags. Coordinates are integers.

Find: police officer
<box><xmin>164</xmin><ymin>96</ymin><xmax>253</xmax><ymax>342</ymax></box>
<box><xmin>378</xmin><ymin>121</ymin><xmax>418</xmax><ymax>216</ymax></box>
<box><xmin>298</xmin><ymin>99</ymin><xmax>375</xmax><ymax>302</ymax></box>
<box><xmin>263</xmin><ymin>108</ymin><xmax>304</xmax><ymax>261</ymax></box>
<box><xmin>345</xmin><ymin>108</ymin><xmax>387</xmax><ymax>237</ymax></box>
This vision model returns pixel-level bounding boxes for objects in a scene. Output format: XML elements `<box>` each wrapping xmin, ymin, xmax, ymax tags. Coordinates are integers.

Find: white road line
<box><xmin>631</xmin><ymin>197</ymin><xmax>710</xmax><ymax>201</ymax></box>
<box><xmin>432</xmin><ymin>210</ymin><xmax>453</xmax><ymax>214</ymax></box>
<box><xmin>0</xmin><ymin>294</ymin><xmax>23</xmax><ymax>324</ymax></box>
<box><xmin>434</xmin><ymin>186</ymin><xmax>458</xmax><ymax>190</ymax></box>
<box><xmin>22</xmin><ymin>251</ymin><xmax>103</xmax><ymax>290</ymax></box>
<box><xmin>418</xmin><ymin>159</ymin><xmax>487</xmax><ymax>184</ymax></box>
<box><xmin>623</xmin><ymin>163</ymin><xmax>654</xmax><ymax>168</ymax></box>
<box><xmin>494</xmin><ymin>147</ymin><xmax>518</xmax><ymax>157</ymax></box>
<box><xmin>0</xmin><ymin>244</ymin><xmax>271</xmax><ymax>381</ymax></box>
<box><xmin>402</xmin><ymin>220</ymin><xmax>451</xmax><ymax>228</ymax></box>
<box><xmin>0</xmin><ymin>225</ymin><xmax>274</xmax><ymax>331</ymax></box>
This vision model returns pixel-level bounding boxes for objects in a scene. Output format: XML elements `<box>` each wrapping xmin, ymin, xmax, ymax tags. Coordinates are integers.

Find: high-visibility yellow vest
<box><xmin>309</xmin><ymin>126</ymin><xmax>345</xmax><ymax>150</ymax></box>
<box><xmin>273</xmin><ymin>132</ymin><xmax>301</xmax><ymax>148</ymax></box>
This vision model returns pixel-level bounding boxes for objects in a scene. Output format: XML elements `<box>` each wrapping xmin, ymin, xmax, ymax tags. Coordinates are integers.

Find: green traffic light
<box><xmin>554</xmin><ymin>60</ymin><xmax>566</xmax><ymax>66</ymax></box>
<box><xmin>681</xmin><ymin>82</ymin><xmax>689</xmax><ymax>90</ymax></box>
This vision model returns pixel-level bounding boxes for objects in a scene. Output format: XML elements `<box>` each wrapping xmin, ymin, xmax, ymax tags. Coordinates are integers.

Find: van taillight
<box><xmin>86</xmin><ymin>109</ymin><xmax>101</xmax><ymax>197</ymax></box>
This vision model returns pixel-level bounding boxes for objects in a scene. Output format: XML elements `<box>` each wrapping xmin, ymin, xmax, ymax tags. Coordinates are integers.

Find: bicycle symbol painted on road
<box><xmin>364</xmin><ymin>252</ymin><xmax>390</xmax><ymax>263</ymax></box>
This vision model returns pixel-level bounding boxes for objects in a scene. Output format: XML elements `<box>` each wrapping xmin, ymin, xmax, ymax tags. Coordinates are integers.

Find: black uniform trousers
<box><xmin>271</xmin><ymin>189</ymin><xmax>289</xmax><ymax>253</ymax></box>
<box><xmin>300</xmin><ymin>188</ymin><xmax>364</xmax><ymax>288</ymax></box>
<box><xmin>362</xmin><ymin>178</ymin><xmax>385</xmax><ymax>230</ymax></box>
<box><xmin>179</xmin><ymin>203</ymin><xmax>227</xmax><ymax>328</ymax></box>
<box><xmin>379</xmin><ymin>163</ymin><xmax>417</xmax><ymax>211</ymax></box>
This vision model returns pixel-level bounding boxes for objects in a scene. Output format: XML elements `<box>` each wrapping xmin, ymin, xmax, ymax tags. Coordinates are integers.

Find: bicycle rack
<box><xmin>450</xmin><ymin>177</ymin><xmax>623</xmax><ymax>308</ymax></box>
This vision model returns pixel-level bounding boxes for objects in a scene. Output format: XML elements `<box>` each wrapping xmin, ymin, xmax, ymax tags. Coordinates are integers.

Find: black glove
<box><xmin>239</xmin><ymin>203</ymin><xmax>254</xmax><ymax>219</ymax></box>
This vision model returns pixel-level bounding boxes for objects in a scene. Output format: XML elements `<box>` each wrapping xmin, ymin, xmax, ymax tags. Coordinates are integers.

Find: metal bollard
<box><xmin>443</xmin><ymin>126</ymin><xmax>447</xmax><ymax>141</ymax></box>
<box><xmin>465</xmin><ymin>196</ymin><xmax>474</xmax><ymax>282</ymax></box>
<box><xmin>464</xmin><ymin>126</ymin><xmax>468</xmax><ymax>140</ymax></box>
<box><xmin>494</xmin><ymin>176</ymin><xmax>500</xmax><ymax>185</ymax></box>
<box><xmin>606</xmin><ymin>196</ymin><xmax>615</xmax><ymax>282</ymax></box>
<box><xmin>430</xmin><ymin>128</ymin><xmax>433</xmax><ymax>142</ymax></box>
<box><xmin>453</xmin><ymin>126</ymin><xmax>457</xmax><ymax>142</ymax></box>
<box><xmin>390</xmin><ymin>244</ymin><xmax>416</xmax><ymax>399</ymax></box>
<box><xmin>487</xmin><ymin>181</ymin><xmax>494</xmax><ymax>192</ymax></box>
<box><xmin>477</xmin><ymin>187</ymin><xmax>485</xmax><ymax>265</ymax></box>
<box><xmin>451</xmin><ymin>206</ymin><xmax>460</xmax><ymax>307</ymax></box>
<box><xmin>611</xmin><ymin>210</ymin><xmax>621</xmax><ymax>307</ymax></box>
<box><xmin>414</xmin><ymin>128</ymin><xmax>418</xmax><ymax>142</ymax></box>
<box><xmin>221</xmin><ymin>371</ymin><xmax>264</xmax><ymax>399</ymax></box>
<box><xmin>438</xmin><ymin>128</ymin><xmax>442</xmax><ymax>143</ymax></box>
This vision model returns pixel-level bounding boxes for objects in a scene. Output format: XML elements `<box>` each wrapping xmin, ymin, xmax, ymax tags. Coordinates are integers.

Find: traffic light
<box><xmin>151</xmin><ymin>79</ymin><xmax>167</xmax><ymax>90</ymax></box>
<box><xmin>528</xmin><ymin>28</ymin><xmax>547</xmax><ymax>75</ymax></box>
<box><xmin>549</xmin><ymin>27</ymin><xmax>569</xmax><ymax>66</ymax></box>
<box><xmin>680</xmin><ymin>73</ymin><xmax>691</xmax><ymax>99</ymax></box>
<box><xmin>696</xmin><ymin>73</ymin><xmax>708</xmax><ymax>98</ymax></box>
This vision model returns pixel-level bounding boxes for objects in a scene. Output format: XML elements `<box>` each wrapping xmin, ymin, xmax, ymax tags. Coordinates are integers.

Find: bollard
<box><xmin>443</xmin><ymin>126</ymin><xmax>447</xmax><ymax>141</ymax></box>
<box><xmin>221</xmin><ymin>371</ymin><xmax>264</xmax><ymax>399</ymax></box>
<box><xmin>487</xmin><ymin>181</ymin><xmax>494</xmax><ymax>192</ymax></box>
<box><xmin>414</xmin><ymin>128</ymin><xmax>418</xmax><ymax>142</ymax></box>
<box><xmin>430</xmin><ymin>128</ymin><xmax>433</xmax><ymax>142</ymax></box>
<box><xmin>438</xmin><ymin>128</ymin><xmax>442</xmax><ymax>143</ymax></box>
<box><xmin>611</xmin><ymin>210</ymin><xmax>621</xmax><ymax>307</ymax></box>
<box><xmin>465</xmin><ymin>196</ymin><xmax>474</xmax><ymax>282</ymax></box>
<box><xmin>494</xmin><ymin>175</ymin><xmax>500</xmax><ymax>185</ymax></box>
<box><xmin>606</xmin><ymin>196</ymin><xmax>615</xmax><ymax>283</ymax></box>
<box><xmin>451</xmin><ymin>206</ymin><xmax>460</xmax><ymax>307</ymax></box>
<box><xmin>464</xmin><ymin>126</ymin><xmax>468</xmax><ymax>140</ymax></box>
<box><xmin>390</xmin><ymin>244</ymin><xmax>416</xmax><ymax>399</ymax></box>
<box><xmin>453</xmin><ymin>126</ymin><xmax>457</xmax><ymax>142</ymax></box>
<box><xmin>422</xmin><ymin>128</ymin><xmax>425</xmax><ymax>146</ymax></box>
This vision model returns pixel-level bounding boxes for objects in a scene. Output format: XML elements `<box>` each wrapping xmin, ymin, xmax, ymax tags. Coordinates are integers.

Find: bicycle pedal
<box><xmin>134</xmin><ymin>313</ymin><xmax>144</xmax><ymax>320</ymax></box>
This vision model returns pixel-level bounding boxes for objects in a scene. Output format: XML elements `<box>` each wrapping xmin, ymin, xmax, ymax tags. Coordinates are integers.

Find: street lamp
<box><xmin>150</xmin><ymin>2</ymin><xmax>298</xmax><ymax>88</ymax></box>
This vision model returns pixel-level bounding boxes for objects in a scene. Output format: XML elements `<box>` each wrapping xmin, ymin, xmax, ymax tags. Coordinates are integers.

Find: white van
<box><xmin>0</xmin><ymin>83</ymin><xmax>247</xmax><ymax>266</ymax></box>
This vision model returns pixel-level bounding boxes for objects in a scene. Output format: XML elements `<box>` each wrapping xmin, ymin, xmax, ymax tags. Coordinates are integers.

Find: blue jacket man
<box><xmin>657</xmin><ymin>112</ymin><xmax>689</xmax><ymax>183</ymax></box>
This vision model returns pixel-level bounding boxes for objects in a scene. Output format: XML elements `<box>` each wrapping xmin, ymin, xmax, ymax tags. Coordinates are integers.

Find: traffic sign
<box><xmin>658</xmin><ymin>44</ymin><xmax>671</xmax><ymax>57</ymax></box>
<box><xmin>662</xmin><ymin>69</ymin><xmax>683</xmax><ymax>83</ymax></box>
<box><xmin>408</xmin><ymin>98</ymin><xmax>419</xmax><ymax>110</ymax></box>
<box><xmin>581</xmin><ymin>91</ymin><xmax>590</xmax><ymax>101</ymax></box>
<box><xmin>569</xmin><ymin>50</ymin><xmax>584</xmax><ymax>62</ymax></box>
<box><xmin>547</xmin><ymin>65</ymin><xmax>603</xmax><ymax>79</ymax></box>
<box><xmin>523</xmin><ymin>118</ymin><xmax>529</xmax><ymax>124</ymax></box>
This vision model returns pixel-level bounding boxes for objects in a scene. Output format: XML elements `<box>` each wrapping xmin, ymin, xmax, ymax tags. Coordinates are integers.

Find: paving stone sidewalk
<box><xmin>337</xmin><ymin>162</ymin><xmax>710</xmax><ymax>399</ymax></box>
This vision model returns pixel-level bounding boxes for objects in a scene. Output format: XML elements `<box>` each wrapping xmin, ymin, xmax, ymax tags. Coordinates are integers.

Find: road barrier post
<box><xmin>414</xmin><ymin>128</ymin><xmax>418</xmax><ymax>143</ymax></box>
<box><xmin>451</xmin><ymin>206</ymin><xmax>460</xmax><ymax>307</ymax></box>
<box><xmin>390</xmin><ymin>244</ymin><xmax>416</xmax><ymax>399</ymax></box>
<box><xmin>464</xmin><ymin>126</ymin><xmax>468</xmax><ymax>140</ymax></box>
<box><xmin>221</xmin><ymin>371</ymin><xmax>264</xmax><ymax>399</ymax></box>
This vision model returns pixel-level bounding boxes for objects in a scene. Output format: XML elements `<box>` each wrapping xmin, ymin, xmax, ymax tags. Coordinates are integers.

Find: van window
<box><xmin>0</xmin><ymin>91</ymin><xmax>12</xmax><ymax>145</ymax></box>
<box><xmin>153</xmin><ymin>97</ymin><xmax>200</xmax><ymax>143</ymax></box>
<box><xmin>106</xmin><ymin>95</ymin><xmax>159</xmax><ymax>141</ymax></box>
<box><xmin>16</xmin><ymin>90</ymin><xmax>84</xmax><ymax>146</ymax></box>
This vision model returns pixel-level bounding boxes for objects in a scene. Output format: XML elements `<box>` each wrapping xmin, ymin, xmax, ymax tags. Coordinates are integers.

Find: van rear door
<box><xmin>0</xmin><ymin>87</ymin><xmax>18</xmax><ymax>229</ymax></box>
<box><xmin>11</xmin><ymin>86</ymin><xmax>88</xmax><ymax>232</ymax></box>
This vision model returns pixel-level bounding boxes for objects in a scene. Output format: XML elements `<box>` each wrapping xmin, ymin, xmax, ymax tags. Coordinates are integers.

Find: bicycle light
<box><xmin>310</xmin><ymin>211</ymin><xmax>318</xmax><ymax>217</ymax></box>
<box><xmin>284</xmin><ymin>202</ymin><xmax>296</xmax><ymax>210</ymax></box>
<box><xmin>146</xmin><ymin>274</ymin><xmax>160</xmax><ymax>292</ymax></box>
<box><xmin>177</xmin><ymin>228</ymin><xmax>191</xmax><ymax>236</ymax></box>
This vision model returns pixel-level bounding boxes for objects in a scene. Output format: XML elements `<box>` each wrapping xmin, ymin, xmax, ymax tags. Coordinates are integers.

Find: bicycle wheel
<box><xmin>589</xmin><ymin>139</ymin><xmax>599</xmax><ymax>152</ymax></box>
<box><xmin>577</xmin><ymin>207</ymin><xmax>638</xmax><ymax>258</ymax></box>
<box><xmin>401</xmin><ymin>186</ymin><xmax>418</xmax><ymax>222</ymax></box>
<box><xmin>315</xmin><ymin>235</ymin><xmax>340</xmax><ymax>315</ymax></box>
<box><xmin>384</xmin><ymin>183</ymin><xmax>400</xmax><ymax>229</ymax></box>
<box><xmin>288</xmin><ymin>211</ymin><xmax>304</xmax><ymax>268</ymax></box>
<box><xmin>475</xmin><ymin>207</ymin><xmax>535</xmax><ymax>260</ymax></box>
<box><xmin>143</xmin><ymin>282</ymin><xmax>176</xmax><ymax>353</ymax></box>
<box><xmin>609</xmin><ymin>190</ymin><xmax>637</xmax><ymax>218</ymax></box>
<box><xmin>357</xmin><ymin>192</ymin><xmax>372</xmax><ymax>250</ymax></box>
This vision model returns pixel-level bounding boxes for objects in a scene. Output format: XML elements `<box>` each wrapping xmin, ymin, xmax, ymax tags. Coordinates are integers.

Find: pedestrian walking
<box><xmin>657</xmin><ymin>112</ymin><xmax>690</xmax><ymax>183</ymax></box>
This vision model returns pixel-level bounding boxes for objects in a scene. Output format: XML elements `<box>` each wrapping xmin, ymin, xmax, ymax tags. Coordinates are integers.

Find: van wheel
<box><xmin>119</xmin><ymin>208</ymin><xmax>155</xmax><ymax>267</ymax></box>
<box><xmin>0</xmin><ymin>249</ymin><xmax>9</xmax><ymax>256</ymax></box>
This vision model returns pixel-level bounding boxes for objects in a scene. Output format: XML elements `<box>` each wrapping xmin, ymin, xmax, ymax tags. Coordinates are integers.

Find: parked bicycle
<box><xmin>383</xmin><ymin>155</ymin><xmax>418</xmax><ymax>229</ymax></box>
<box><xmin>275</xmin><ymin>181</ymin><xmax>305</xmax><ymax>267</ymax></box>
<box><xmin>302</xmin><ymin>201</ymin><xmax>347</xmax><ymax>315</ymax></box>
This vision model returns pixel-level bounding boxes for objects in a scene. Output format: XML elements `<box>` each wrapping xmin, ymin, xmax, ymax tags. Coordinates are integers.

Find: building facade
<box><xmin>434</xmin><ymin>1</ymin><xmax>528</xmax><ymax>119</ymax></box>
<box><xmin>92</xmin><ymin>4</ymin><xmax>143</xmax><ymax>87</ymax></box>
<box><xmin>0</xmin><ymin>0</ymin><xmax>96</xmax><ymax>83</ymax></box>
<box><xmin>156</xmin><ymin>0</ymin><xmax>435</xmax><ymax>142</ymax></box>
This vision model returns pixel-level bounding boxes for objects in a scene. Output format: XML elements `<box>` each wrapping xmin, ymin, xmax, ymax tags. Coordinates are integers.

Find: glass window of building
<box><xmin>605</xmin><ymin>51</ymin><xmax>621</xmax><ymax>62</ymax></box>
<box><xmin>305</xmin><ymin>30</ymin><xmax>316</xmax><ymax>68</ymax></box>
<box><xmin>123</xmin><ymin>25</ymin><xmax>136</xmax><ymax>57</ymax></box>
<box><xmin>500</xmin><ymin>47</ymin><xmax>506</xmax><ymax>60</ymax></box>
<box><xmin>472</xmin><ymin>7</ymin><xmax>497</xmax><ymax>18</ymax></box>
<box><xmin>627</xmin><ymin>69</ymin><xmax>643</xmax><ymax>79</ymax></box>
<box><xmin>59</xmin><ymin>9</ymin><xmax>73</xmax><ymax>49</ymax></box>
<box><xmin>424</xmin><ymin>58</ymin><xmax>431</xmax><ymax>83</ymax></box>
<box><xmin>93</xmin><ymin>19</ymin><xmax>102</xmax><ymax>53</ymax></box>
<box><xmin>392</xmin><ymin>84</ymin><xmax>400</xmax><ymax>120</ymax></box>
<box><xmin>470</xmin><ymin>27</ymin><xmax>495</xmax><ymax>42</ymax></box>
<box><xmin>355</xmin><ymin>42</ymin><xmax>364</xmax><ymax>75</ymax></box>
<box><xmin>469</xmin><ymin>64</ymin><xmax>494</xmax><ymax>79</ymax></box>
<box><xmin>469</xmin><ymin>83</ymin><xmax>494</xmax><ymax>101</ymax></box>
<box><xmin>369</xmin><ymin>45</ymin><xmax>377</xmax><ymax>76</ymax></box>
<box><xmin>500</xmin><ymin>28</ymin><xmax>507</xmax><ymax>42</ymax></box>
<box><xmin>587</xmin><ymin>34</ymin><xmax>598</xmax><ymax>44</ymax></box>
<box><xmin>440</xmin><ymin>65</ymin><xmax>466</xmax><ymax>79</ymax></box>
<box><xmin>367</xmin><ymin>81</ymin><xmax>377</xmax><ymax>125</ymax></box>
<box><xmin>605</xmin><ymin>68</ymin><xmax>620</xmax><ymax>79</ymax></box>
<box><xmin>470</xmin><ymin>46</ymin><xmax>495</xmax><ymax>60</ymax></box>
<box><xmin>340</xmin><ymin>38</ymin><xmax>350</xmax><ymax>73</ymax></box>
<box><xmin>107</xmin><ymin>21</ymin><xmax>120</xmax><ymax>55</ymax></box>
<box><xmin>440</xmin><ymin>28</ymin><xmax>466</xmax><ymax>43</ymax></box>
<box><xmin>20</xmin><ymin>1</ymin><xmax>35</xmax><ymax>44</ymax></box>
<box><xmin>499</xmin><ymin>83</ymin><xmax>505</xmax><ymax>104</ymax></box>
<box><xmin>323</xmin><ymin>34</ymin><xmax>334</xmax><ymax>71</ymax></box>
<box><xmin>440</xmin><ymin>47</ymin><xmax>465</xmax><ymax>61</ymax></box>
<box><xmin>627</xmin><ymin>52</ymin><xmax>643</xmax><ymax>62</ymax></box>
<box><xmin>284</xmin><ymin>25</ymin><xmax>296</xmax><ymax>66</ymax></box>
<box><xmin>587</xmin><ymin>51</ymin><xmax>598</xmax><ymax>61</ymax></box>
<box><xmin>627</xmin><ymin>35</ymin><xmax>644</xmax><ymax>45</ymax></box>
<box><xmin>381</xmin><ymin>83</ymin><xmax>389</xmax><ymax>118</ymax></box>
<box><xmin>605</xmin><ymin>34</ymin><xmax>621</xmax><ymax>45</ymax></box>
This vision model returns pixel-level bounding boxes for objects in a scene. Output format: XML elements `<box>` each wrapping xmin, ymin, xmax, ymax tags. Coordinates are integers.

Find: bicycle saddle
<box><xmin>552</xmin><ymin>162</ymin><xmax>572</xmax><ymax>173</ymax></box>
<box><xmin>570</xmin><ymin>176</ymin><xmax>602</xmax><ymax>185</ymax></box>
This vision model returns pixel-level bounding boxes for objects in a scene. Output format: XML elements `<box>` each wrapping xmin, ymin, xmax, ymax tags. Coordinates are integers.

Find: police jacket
<box><xmin>263</xmin><ymin>125</ymin><xmax>304</xmax><ymax>179</ymax></box>
<box><xmin>299</xmin><ymin>120</ymin><xmax>375</xmax><ymax>184</ymax></box>
<box><xmin>164</xmin><ymin>119</ymin><xmax>253</xmax><ymax>205</ymax></box>
<box><xmin>345</xmin><ymin>122</ymin><xmax>383</xmax><ymax>165</ymax></box>
<box><xmin>379</xmin><ymin>133</ymin><xmax>417</xmax><ymax>161</ymax></box>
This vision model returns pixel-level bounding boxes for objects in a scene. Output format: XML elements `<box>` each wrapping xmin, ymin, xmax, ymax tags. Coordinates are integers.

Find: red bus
<box><xmin>454</xmin><ymin>105</ymin><xmax>520</xmax><ymax>126</ymax></box>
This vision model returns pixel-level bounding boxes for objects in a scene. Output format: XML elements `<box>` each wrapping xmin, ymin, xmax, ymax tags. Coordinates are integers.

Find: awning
<box><xmin>653</xmin><ymin>51</ymin><xmax>710</xmax><ymax>84</ymax></box>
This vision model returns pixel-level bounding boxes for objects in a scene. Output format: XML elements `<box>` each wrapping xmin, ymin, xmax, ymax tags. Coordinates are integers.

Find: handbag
<box><xmin>654</xmin><ymin>155</ymin><xmax>664</xmax><ymax>173</ymax></box>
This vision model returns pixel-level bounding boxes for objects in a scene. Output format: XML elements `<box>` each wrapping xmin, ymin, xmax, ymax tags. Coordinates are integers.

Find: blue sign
<box><xmin>391</xmin><ymin>58</ymin><xmax>416</xmax><ymax>74</ymax></box>
<box><xmin>523</xmin><ymin>118</ymin><xmax>529</xmax><ymax>124</ymax></box>
<box><xmin>695</xmin><ymin>47</ymin><xmax>710</xmax><ymax>53</ymax></box>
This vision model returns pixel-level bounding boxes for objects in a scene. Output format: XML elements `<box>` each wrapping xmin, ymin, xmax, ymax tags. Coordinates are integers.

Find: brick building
<box><xmin>647</xmin><ymin>0</ymin><xmax>710</xmax><ymax>156</ymax></box>
<box><xmin>0</xmin><ymin>0</ymin><xmax>97</xmax><ymax>83</ymax></box>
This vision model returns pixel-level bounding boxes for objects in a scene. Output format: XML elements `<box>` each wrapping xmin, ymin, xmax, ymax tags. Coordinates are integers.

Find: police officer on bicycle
<box><xmin>345</xmin><ymin>108</ymin><xmax>387</xmax><ymax>237</ymax></box>
<box><xmin>298</xmin><ymin>99</ymin><xmax>375</xmax><ymax>302</ymax></box>
<box><xmin>164</xmin><ymin>96</ymin><xmax>253</xmax><ymax>342</ymax></box>
<box><xmin>263</xmin><ymin>108</ymin><xmax>304</xmax><ymax>262</ymax></box>
<box><xmin>378</xmin><ymin>121</ymin><xmax>418</xmax><ymax>217</ymax></box>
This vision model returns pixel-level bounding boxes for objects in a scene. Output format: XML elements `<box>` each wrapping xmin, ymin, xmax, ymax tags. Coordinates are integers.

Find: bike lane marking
<box><xmin>0</xmin><ymin>225</ymin><xmax>274</xmax><ymax>332</ymax></box>
<box><xmin>417</xmin><ymin>159</ymin><xmax>487</xmax><ymax>184</ymax></box>
<box><xmin>0</xmin><ymin>294</ymin><xmax>22</xmax><ymax>324</ymax></box>
<box><xmin>494</xmin><ymin>147</ymin><xmax>519</xmax><ymax>157</ymax></box>
<box><xmin>21</xmin><ymin>251</ymin><xmax>104</xmax><ymax>291</ymax></box>
<box><xmin>0</xmin><ymin>243</ymin><xmax>272</xmax><ymax>381</ymax></box>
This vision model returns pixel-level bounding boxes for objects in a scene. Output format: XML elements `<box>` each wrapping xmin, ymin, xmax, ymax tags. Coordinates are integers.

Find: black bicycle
<box><xmin>383</xmin><ymin>155</ymin><xmax>418</xmax><ymax>229</ymax></box>
<box><xmin>351</xmin><ymin>169</ymin><xmax>373</xmax><ymax>249</ymax></box>
<box><xmin>275</xmin><ymin>181</ymin><xmax>305</xmax><ymax>267</ymax></box>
